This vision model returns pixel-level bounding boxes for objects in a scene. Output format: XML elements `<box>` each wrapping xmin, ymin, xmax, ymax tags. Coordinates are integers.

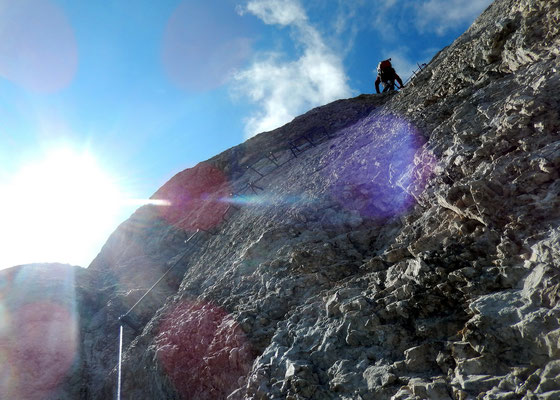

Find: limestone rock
<box><xmin>3</xmin><ymin>0</ymin><xmax>560</xmax><ymax>398</ymax></box>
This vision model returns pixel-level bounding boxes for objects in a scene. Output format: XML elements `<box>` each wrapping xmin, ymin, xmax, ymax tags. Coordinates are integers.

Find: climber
<box><xmin>375</xmin><ymin>58</ymin><xmax>404</xmax><ymax>94</ymax></box>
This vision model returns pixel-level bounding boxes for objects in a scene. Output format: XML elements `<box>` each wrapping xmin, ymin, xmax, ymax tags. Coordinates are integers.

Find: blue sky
<box><xmin>0</xmin><ymin>0</ymin><xmax>492</xmax><ymax>269</ymax></box>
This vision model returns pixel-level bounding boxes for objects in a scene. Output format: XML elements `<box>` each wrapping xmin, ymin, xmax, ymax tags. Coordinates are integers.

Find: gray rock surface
<box><xmin>0</xmin><ymin>263</ymin><xmax>86</xmax><ymax>400</ymax></box>
<box><xmin>2</xmin><ymin>0</ymin><xmax>559</xmax><ymax>398</ymax></box>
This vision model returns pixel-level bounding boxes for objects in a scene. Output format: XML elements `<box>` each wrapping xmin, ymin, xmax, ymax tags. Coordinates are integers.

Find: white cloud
<box><xmin>234</xmin><ymin>0</ymin><xmax>353</xmax><ymax>137</ymax></box>
<box><xmin>415</xmin><ymin>0</ymin><xmax>493</xmax><ymax>35</ymax></box>
<box><xmin>241</xmin><ymin>0</ymin><xmax>306</xmax><ymax>26</ymax></box>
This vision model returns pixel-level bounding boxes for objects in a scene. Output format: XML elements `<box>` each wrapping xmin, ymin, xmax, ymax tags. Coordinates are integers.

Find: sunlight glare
<box><xmin>0</xmin><ymin>148</ymin><xmax>126</xmax><ymax>269</ymax></box>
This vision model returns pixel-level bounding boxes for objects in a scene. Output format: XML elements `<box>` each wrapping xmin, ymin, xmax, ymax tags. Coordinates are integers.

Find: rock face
<box><xmin>0</xmin><ymin>264</ymin><xmax>85</xmax><ymax>400</ymax></box>
<box><xmin>3</xmin><ymin>0</ymin><xmax>559</xmax><ymax>398</ymax></box>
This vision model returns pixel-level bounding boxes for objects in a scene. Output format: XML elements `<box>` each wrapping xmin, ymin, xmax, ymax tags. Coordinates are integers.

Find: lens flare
<box><xmin>326</xmin><ymin>113</ymin><xmax>436</xmax><ymax>220</ymax></box>
<box><xmin>0</xmin><ymin>264</ymin><xmax>78</xmax><ymax>399</ymax></box>
<box><xmin>8</xmin><ymin>302</ymin><xmax>77</xmax><ymax>398</ymax></box>
<box><xmin>127</xmin><ymin>199</ymin><xmax>172</xmax><ymax>206</ymax></box>
<box><xmin>155</xmin><ymin>300</ymin><xmax>253</xmax><ymax>399</ymax></box>
<box><xmin>0</xmin><ymin>147</ymin><xmax>127</xmax><ymax>269</ymax></box>
<box><xmin>153</xmin><ymin>163</ymin><xmax>232</xmax><ymax>232</ymax></box>
<box><xmin>223</xmin><ymin>193</ymin><xmax>312</xmax><ymax>207</ymax></box>
<box><xmin>0</xmin><ymin>0</ymin><xmax>78</xmax><ymax>92</ymax></box>
<box><xmin>162</xmin><ymin>0</ymin><xmax>253</xmax><ymax>91</ymax></box>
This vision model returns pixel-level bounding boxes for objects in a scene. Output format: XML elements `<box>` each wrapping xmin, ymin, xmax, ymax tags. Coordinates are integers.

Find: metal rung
<box><xmin>248</xmin><ymin>182</ymin><xmax>264</xmax><ymax>193</ymax></box>
<box><xmin>289</xmin><ymin>144</ymin><xmax>299</xmax><ymax>158</ymax></box>
<box><xmin>303</xmin><ymin>134</ymin><xmax>316</xmax><ymax>146</ymax></box>
<box><xmin>267</xmin><ymin>151</ymin><xmax>280</xmax><ymax>166</ymax></box>
<box><xmin>247</xmin><ymin>165</ymin><xmax>264</xmax><ymax>177</ymax></box>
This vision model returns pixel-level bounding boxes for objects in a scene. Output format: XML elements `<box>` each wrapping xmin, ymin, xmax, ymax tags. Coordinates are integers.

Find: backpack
<box><xmin>377</xmin><ymin>59</ymin><xmax>394</xmax><ymax>82</ymax></box>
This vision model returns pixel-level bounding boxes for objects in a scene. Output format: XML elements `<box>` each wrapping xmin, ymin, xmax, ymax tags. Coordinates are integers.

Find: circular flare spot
<box><xmin>0</xmin><ymin>0</ymin><xmax>78</xmax><ymax>92</ymax></box>
<box><xmin>153</xmin><ymin>163</ymin><xmax>232</xmax><ymax>231</ymax></box>
<box><xmin>162</xmin><ymin>0</ymin><xmax>252</xmax><ymax>91</ymax></box>
<box><xmin>0</xmin><ymin>302</ymin><xmax>77</xmax><ymax>399</ymax></box>
<box><xmin>326</xmin><ymin>114</ymin><xmax>436</xmax><ymax>220</ymax></box>
<box><xmin>0</xmin><ymin>264</ymin><xmax>78</xmax><ymax>399</ymax></box>
<box><xmin>156</xmin><ymin>301</ymin><xmax>253</xmax><ymax>399</ymax></box>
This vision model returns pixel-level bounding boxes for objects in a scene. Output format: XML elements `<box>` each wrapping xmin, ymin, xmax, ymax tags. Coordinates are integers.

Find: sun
<box><xmin>0</xmin><ymin>148</ymin><xmax>127</xmax><ymax>269</ymax></box>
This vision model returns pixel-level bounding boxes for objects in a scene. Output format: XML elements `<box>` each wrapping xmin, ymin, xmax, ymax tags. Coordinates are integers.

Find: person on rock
<box><xmin>375</xmin><ymin>58</ymin><xmax>404</xmax><ymax>93</ymax></box>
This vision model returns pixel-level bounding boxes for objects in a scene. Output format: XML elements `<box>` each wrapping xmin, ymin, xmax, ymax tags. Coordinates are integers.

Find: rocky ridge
<box><xmin>1</xmin><ymin>0</ymin><xmax>559</xmax><ymax>399</ymax></box>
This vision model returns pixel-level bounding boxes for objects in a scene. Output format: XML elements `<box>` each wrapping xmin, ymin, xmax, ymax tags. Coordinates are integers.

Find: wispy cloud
<box><xmin>364</xmin><ymin>0</ymin><xmax>491</xmax><ymax>38</ymax></box>
<box><xmin>234</xmin><ymin>0</ymin><xmax>353</xmax><ymax>138</ymax></box>
<box><xmin>242</xmin><ymin>0</ymin><xmax>306</xmax><ymax>25</ymax></box>
<box><xmin>233</xmin><ymin>0</ymin><xmax>492</xmax><ymax>137</ymax></box>
<box><xmin>332</xmin><ymin>0</ymin><xmax>364</xmax><ymax>35</ymax></box>
<box><xmin>414</xmin><ymin>0</ymin><xmax>493</xmax><ymax>35</ymax></box>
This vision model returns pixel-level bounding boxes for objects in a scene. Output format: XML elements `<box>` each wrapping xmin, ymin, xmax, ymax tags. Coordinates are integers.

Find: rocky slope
<box><xmin>2</xmin><ymin>0</ymin><xmax>559</xmax><ymax>398</ymax></box>
<box><xmin>0</xmin><ymin>264</ymin><xmax>85</xmax><ymax>399</ymax></box>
